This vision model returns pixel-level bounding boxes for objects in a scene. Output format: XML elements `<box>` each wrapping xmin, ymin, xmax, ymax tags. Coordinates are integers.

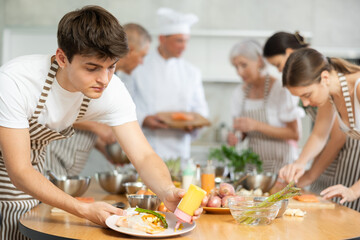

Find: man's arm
<box><xmin>73</xmin><ymin>121</ymin><xmax>116</xmax><ymax>144</ymax></box>
<box><xmin>0</xmin><ymin>126</ymin><xmax>123</xmax><ymax>226</ymax></box>
<box><xmin>112</xmin><ymin>121</ymin><xmax>203</xmax><ymax>219</ymax></box>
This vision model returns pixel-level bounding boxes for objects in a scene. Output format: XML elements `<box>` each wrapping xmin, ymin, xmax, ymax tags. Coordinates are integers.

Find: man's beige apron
<box><xmin>0</xmin><ymin>60</ymin><xmax>90</xmax><ymax>239</ymax></box>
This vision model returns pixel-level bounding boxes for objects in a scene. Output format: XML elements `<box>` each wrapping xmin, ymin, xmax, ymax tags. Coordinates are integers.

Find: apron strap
<box><xmin>240</xmin><ymin>74</ymin><xmax>270</xmax><ymax>115</ymax></box>
<box><xmin>338</xmin><ymin>73</ymin><xmax>355</xmax><ymax>128</ymax></box>
<box><xmin>31</xmin><ymin>60</ymin><xmax>59</xmax><ymax>121</ymax></box>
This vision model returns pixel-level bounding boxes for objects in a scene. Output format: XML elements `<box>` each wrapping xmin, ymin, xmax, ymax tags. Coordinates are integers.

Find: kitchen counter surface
<box><xmin>20</xmin><ymin>180</ymin><xmax>360</xmax><ymax>240</ymax></box>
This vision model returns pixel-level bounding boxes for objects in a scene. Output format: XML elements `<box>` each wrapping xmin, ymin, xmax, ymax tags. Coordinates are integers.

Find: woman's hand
<box><xmin>320</xmin><ymin>185</ymin><xmax>359</xmax><ymax>204</ymax></box>
<box><xmin>162</xmin><ymin>186</ymin><xmax>204</xmax><ymax>223</ymax></box>
<box><xmin>227</xmin><ymin>132</ymin><xmax>238</xmax><ymax>146</ymax></box>
<box><xmin>80</xmin><ymin>201</ymin><xmax>125</xmax><ymax>227</ymax></box>
<box><xmin>233</xmin><ymin>117</ymin><xmax>258</xmax><ymax>132</ymax></box>
<box><xmin>279</xmin><ymin>162</ymin><xmax>306</xmax><ymax>183</ymax></box>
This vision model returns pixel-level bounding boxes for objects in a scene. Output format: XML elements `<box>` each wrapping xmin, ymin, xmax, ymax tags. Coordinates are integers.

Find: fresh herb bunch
<box><xmin>209</xmin><ymin>145</ymin><xmax>262</xmax><ymax>173</ymax></box>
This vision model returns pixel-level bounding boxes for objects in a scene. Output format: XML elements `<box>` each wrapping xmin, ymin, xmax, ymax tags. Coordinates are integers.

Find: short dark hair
<box><xmin>57</xmin><ymin>5</ymin><xmax>128</xmax><ymax>62</ymax></box>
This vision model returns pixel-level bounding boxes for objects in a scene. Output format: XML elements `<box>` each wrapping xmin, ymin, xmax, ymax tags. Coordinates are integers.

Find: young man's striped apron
<box><xmin>45</xmin><ymin>130</ymin><xmax>97</xmax><ymax>176</ymax></box>
<box><xmin>0</xmin><ymin>60</ymin><xmax>90</xmax><ymax>239</ymax></box>
<box><xmin>240</xmin><ymin>76</ymin><xmax>295</xmax><ymax>174</ymax></box>
<box><xmin>319</xmin><ymin>73</ymin><xmax>360</xmax><ymax>211</ymax></box>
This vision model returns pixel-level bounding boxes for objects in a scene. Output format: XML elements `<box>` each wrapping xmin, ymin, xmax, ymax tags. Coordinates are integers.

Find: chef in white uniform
<box><xmin>131</xmin><ymin>8</ymin><xmax>209</xmax><ymax>162</ymax></box>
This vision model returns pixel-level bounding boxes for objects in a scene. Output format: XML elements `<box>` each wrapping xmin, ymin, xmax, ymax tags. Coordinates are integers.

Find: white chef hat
<box><xmin>157</xmin><ymin>8</ymin><xmax>198</xmax><ymax>35</ymax></box>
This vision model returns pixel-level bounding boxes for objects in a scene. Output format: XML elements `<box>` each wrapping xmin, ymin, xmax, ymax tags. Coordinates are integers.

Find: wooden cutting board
<box><xmin>156</xmin><ymin>112</ymin><xmax>211</xmax><ymax>129</ymax></box>
<box><xmin>288</xmin><ymin>196</ymin><xmax>336</xmax><ymax>209</ymax></box>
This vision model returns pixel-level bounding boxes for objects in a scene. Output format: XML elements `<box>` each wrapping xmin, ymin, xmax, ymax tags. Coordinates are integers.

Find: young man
<box><xmin>0</xmin><ymin>6</ymin><xmax>201</xmax><ymax>239</ymax></box>
<box><xmin>130</xmin><ymin>8</ymin><xmax>209</xmax><ymax>164</ymax></box>
<box><xmin>45</xmin><ymin>23</ymin><xmax>152</xmax><ymax>176</ymax></box>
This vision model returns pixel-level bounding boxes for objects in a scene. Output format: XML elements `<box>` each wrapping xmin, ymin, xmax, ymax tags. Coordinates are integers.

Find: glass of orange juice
<box><xmin>201</xmin><ymin>165</ymin><xmax>215</xmax><ymax>194</ymax></box>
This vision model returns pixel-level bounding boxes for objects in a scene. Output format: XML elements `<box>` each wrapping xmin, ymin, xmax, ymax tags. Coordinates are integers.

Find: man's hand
<box><xmin>93</xmin><ymin>124</ymin><xmax>117</xmax><ymax>144</ymax></box>
<box><xmin>143</xmin><ymin>115</ymin><xmax>168</xmax><ymax>130</ymax></box>
<box><xmin>161</xmin><ymin>186</ymin><xmax>204</xmax><ymax>223</ymax></box>
<box><xmin>80</xmin><ymin>201</ymin><xmax>125</xmax><ymax>227</ymax></box>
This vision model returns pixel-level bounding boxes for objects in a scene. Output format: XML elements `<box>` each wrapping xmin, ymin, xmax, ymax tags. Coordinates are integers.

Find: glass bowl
<box><xmin>228</xmin><ymin>197</ymin><xmax>281</xmax><ymax>225</ymax></box>
<box><xmin>253</xmin><ymin>196</ymin><xmax>289</xmax><ymax>218</ymax></box>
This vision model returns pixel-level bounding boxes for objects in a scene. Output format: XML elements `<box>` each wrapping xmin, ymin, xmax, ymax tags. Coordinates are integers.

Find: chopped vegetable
<box><xmin>135</xmin><ymin>207</ymin><xmax>168</xmax><ymax>229</ymax></box>
<box><xmin>293</xmin><ymin>194</ymin><xmax>319</xmax><ymax>202</ymax></box>
<box><xmin>171</xmin><ymin>112</ymin><xmax>194</xmax><ymax>121</ymax></box>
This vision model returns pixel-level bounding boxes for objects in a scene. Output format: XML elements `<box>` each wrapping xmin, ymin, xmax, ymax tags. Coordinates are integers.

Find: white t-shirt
<box><xmin>0</xmin><ymin>55</ymin><xmax>137</xmax><ymax>132</ymax></box>
<box><xmin>231</xmin><ymin>78</ymin><xmax>305</xmax><ymax>126</ymax></box>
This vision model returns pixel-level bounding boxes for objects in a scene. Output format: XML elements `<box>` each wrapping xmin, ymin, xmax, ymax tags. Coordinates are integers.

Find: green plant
<box><xmin>209</xmin><ymin>145</ymin><xmax>262</xmax><ymax>173</ymax></box>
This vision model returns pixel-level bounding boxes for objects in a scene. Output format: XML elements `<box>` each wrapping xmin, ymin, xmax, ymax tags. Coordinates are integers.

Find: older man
<box><xmin>45</xmin><ymin>23</ymin><xmax>151</xmax><ymax>176</ymax></box>
<box><xmin>130</xmin><ymin>8</ymin><xmax>209</xmax><ymax>164</ymax></box>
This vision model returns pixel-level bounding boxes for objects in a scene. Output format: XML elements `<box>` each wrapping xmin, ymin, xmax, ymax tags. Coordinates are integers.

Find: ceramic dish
<box><xmin>106</xmin><ymin>212</ymin><xmax>196</xmax><ymax>238</ymax></box>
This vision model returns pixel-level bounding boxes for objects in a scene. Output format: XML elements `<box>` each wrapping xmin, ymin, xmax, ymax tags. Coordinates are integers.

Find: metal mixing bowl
<box><xmin>50</xmin><ymin>175</ymin><xmax>91</xmax><ymax>197</ymax></box>
<box><xmin>123</xmin><ymin>182</ymin><xmax>146</xmax><ymax>194</ymax></box>
<box><xmin>106</xmin><ymin>143</ymin><xmax>130</xmax><ymax>165</ymax></box>
<box><xmin>238</xmin><ymin>172</ymin><xmax>278</xmax><ymax>193</ymax></box>
<box><xmin>126</xmin><ymin>194</ymin><xmax>161</xmax><ymax>210</ymax></box>
<box><xmin>95</xmin><ymin>170</ymin><xmax>137</xmax><ymax>194</ymax></box>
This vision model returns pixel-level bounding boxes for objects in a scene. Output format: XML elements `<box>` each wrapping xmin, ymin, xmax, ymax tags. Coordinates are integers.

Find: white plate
<box><xmin>106</xmin><ymin>212</ymin><xmax>196</xmax><ymax>238</ymax></box>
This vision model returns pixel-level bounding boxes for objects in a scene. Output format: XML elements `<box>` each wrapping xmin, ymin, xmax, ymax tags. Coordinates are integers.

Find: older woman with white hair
<box><xmin>227</xmin><ymin>39</ymin><xmax>304</xmax><ymax>173</ymax></box>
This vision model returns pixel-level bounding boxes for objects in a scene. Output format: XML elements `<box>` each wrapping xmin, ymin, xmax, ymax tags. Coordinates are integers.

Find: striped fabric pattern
<box><xmin>0</xmin><ymin>59</ymin><xmax>90</xmax><ymax>239</ymax></box>
<box><xmin>239</xmin><ymin>75</ymin><xmax>295</xmax><ymax>174</ymax></box>
<box><xmin>45</xmin><ymin>130</ymin><xmax>97</xmax><ymax>176</ymax></box>
<box><xmin>309</xmin><ymin>73</ymin><xmax>360</xmax><ymax>212</ymax></box>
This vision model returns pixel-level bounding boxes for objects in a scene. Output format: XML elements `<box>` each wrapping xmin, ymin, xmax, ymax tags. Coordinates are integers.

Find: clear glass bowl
<box><xmin>228</xmin><ymin>197</ymin><xmax>281</xmax><ymax>226</ymax></box>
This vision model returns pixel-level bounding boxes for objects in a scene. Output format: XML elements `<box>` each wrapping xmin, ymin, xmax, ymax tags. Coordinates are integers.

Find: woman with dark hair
<box><xmin>264</xmin><ymin>31</ymin><xmax>359</xmax><ymax>200</ymax></box>
<box><xmin>279</xmin><ymin>48</ymin><xmax>360</xmax><ymax>211</ymax></box>
<box><xmin>264</xmin><ymin>31</ymin><xmax>309</xmax><ymax>72</ymax></box>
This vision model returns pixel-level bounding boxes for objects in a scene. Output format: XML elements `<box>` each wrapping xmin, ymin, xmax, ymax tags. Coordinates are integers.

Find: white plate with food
<box><xmin>106</xmin><ymin>209</ymin><xmax>196</xmax><ymax>238</ymax></box>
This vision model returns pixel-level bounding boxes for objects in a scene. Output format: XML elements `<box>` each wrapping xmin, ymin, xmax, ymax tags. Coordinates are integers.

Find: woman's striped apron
<box><xmin>315</xmin><ymin>73</ymin><xmax>360</xmax><ymax>211</ymax></box>
<box><xmin>45</xmin><ymin>130</ymin><xmax>97</xmax><ymax>176</ymax></box>
<box><xmin>240</xmin><ymin>76</ymin><xmax>295</xmax><ymax>173</ymax></box>
<box><xmin>0</xmin><ymin>60</ymin><xmax>90</xmax><ymax>239</ymax></box>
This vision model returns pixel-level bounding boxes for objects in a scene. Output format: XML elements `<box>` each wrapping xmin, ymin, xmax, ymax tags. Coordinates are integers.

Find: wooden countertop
<box><xmin>20</xmin><ymin>180</ymin><xmax>360</xmax><ymax>240</ymax></box>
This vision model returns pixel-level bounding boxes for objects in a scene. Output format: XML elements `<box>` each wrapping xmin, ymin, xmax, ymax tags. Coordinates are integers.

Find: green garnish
<box><xmin>135</xmin><ymin>207</ymin><xmax>168</xmax><ymax>229</ymax></box>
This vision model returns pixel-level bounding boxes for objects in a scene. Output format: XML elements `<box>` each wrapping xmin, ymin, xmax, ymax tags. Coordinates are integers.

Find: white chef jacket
<box><xmin>131</xmin><ymin>49</ymin><xmax>209</xmax><ymax>160</ymax></box>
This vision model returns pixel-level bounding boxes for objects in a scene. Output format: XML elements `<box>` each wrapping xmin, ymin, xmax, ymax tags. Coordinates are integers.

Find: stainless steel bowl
<box><xmin>106</xmin><ymin>143</ymin><xmax>130</xmax><ymax>165</ymax></box>
<box><xmin>123</xmin><ymin>182</ymin><xmax>146</xmax><ymax>194</ymax></box>
<box><xmin>239</xmin><ymin>172</ymin><xmax>278</xmax><ymax>193</ymax></box>
<box><xmin>95</xmin><ymin>170</ymin><xmax>137</xmax><ymax>194</ymax></box>
<box><xmin>253</xmin><ymin>196</ymin><xmax>289</xmax><ymax>218</ymax></box>
<box><xmin>126</xmin><ymin>194</ymin><xmax>161</xmax><ymax>210</ymax></box>
<box><xmin>50</xmin><ymin>175</ymin><xmax>91</xmax><ymax>197</ymax></box>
